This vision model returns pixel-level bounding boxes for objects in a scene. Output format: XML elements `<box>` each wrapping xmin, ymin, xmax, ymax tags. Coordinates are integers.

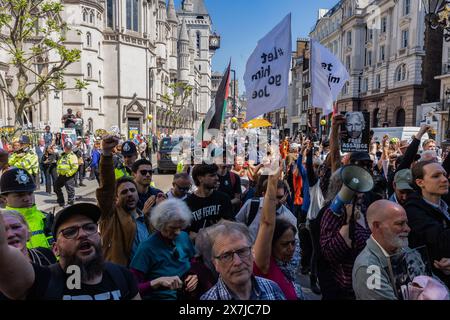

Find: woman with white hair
<box><xmin>130</xmin><ymin>199</ymin><xmax>198</xmax><ymax>300</ymax></box>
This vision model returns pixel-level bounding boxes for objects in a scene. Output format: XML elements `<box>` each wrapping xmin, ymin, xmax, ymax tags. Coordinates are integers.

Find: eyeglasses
<box><xmin>175</xmin><ymin>184</ymin><xmax>191</xmax><ymax>192</ymax></box>
<box><xmin>59</xmin><ymin>222</ymin><xmax>98</xmax><ymax>239</ymax></box>
<box><xmin>214</xmin><ymin>246</ymin><xmax>252</xmax><ymax>264</ymax></box>
<box><xmin>139</xmin><ymin>169</ymin><xmax>153</xmax><ymax>176</ymax></box>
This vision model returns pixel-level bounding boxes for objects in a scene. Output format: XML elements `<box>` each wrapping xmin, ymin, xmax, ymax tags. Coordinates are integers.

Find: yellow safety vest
<box><xmin>57</xmin><ymin>152</ymin><xmax>79</xmax><ymax>177</ymax></box>
<box><xmin>176</xmin><ymin>159</ymin><xmax>184</xmax><ymax>174</ymax></box>
<box><xmin>6</xmin><ymin>205</ymin><xmax>53</xmax><ymax>249</ymax></box>
<box><xmin>8</xmin><ymin>151</ymin><xmax>39</xmax><ymax>175</ymax></box>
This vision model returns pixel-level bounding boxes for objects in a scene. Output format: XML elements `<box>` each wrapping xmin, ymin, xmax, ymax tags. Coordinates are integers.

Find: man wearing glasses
<box><xmin>166</xmin><ymin>173</ymin><xmax>192</xmax><ymax>201</ymax></box>
<box><xmin>201</xmin><ymin>220</ymin><xmax>285</xmax><ymax>300</ymax></box>
<box><xmin>131</xmin><ymin>159</ymin><xmax>164</xmax><ymax>213</ymax></box>
<box><xmin>0</xmin><ymin>203</ymin><xmax>141</xmax><ymax>300</ymax></box>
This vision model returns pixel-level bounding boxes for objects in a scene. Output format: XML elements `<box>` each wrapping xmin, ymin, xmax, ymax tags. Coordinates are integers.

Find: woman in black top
<box><xmin>54</xmin><ymin>132</ymin><xmax>62</xmax><ymax>150</ymax></box>
<box><xmin>41</xmin><ymin>145</ymin><xmax>59</xmax><ymax>194</ymax></box>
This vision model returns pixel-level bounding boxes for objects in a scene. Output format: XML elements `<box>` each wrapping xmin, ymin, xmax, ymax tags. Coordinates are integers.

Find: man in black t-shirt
<box><xmin>62</xmin><ymin>108</ymin><xmax>76</xmax><ymax>128</ymax></box>
<box><xmin>184</xmin><ymin>163</ymin><xmax>233</xmax><ymax>239</ymax></box>
<box><xmin>217</xmin><ymin>164</ymin><xmax>242</xmax><ymax>214</ymax></box>
<box><xmin>0</xmin><ymin>203</ymin><xmax>140</xmax><ymax>300</ymax></box>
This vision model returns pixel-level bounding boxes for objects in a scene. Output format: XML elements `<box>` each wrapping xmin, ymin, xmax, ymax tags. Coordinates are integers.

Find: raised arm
<box><xmin>96</xmin><ymin>136</ymin><xmax>119</xmax><ymax>220</ymax></box>
<box><xmin>0</xmin><ymin>214</ymin><xmax>35</xmax><ymax>299</ymax></box>
<box><xmin>396</xmin><ymin>125</ymin><xmax>430</xmax><ymax>172</ymax></box>
<box><xmin>254</xmin><ymin>166</ymin><xmax>280</xmax><ymax>274</ymax></box>
<box><xmin>330</xmin><ymin>115</ymin><xmax>346</xmax><ymax>174</ymax></box>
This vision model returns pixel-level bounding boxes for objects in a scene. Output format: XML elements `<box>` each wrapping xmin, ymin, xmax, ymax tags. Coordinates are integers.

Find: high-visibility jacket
<box><xmin>9</xmin><ymin>150</ymin><xmax>39</xmax><ymax>176</ymax></box>
<box><xmin>176</xmin><ymin>159</ymin><xmax>184</xmax><ymax>174</ymax></box>
<box><xmin>57</xmin><ymin>152</ymin><xmax>79</xmax><ymax>177</ymax></box>
<box><xmin>6</xmin><ymin>205</ymin><xmax>53</xmax><ymax>249</ymax></box>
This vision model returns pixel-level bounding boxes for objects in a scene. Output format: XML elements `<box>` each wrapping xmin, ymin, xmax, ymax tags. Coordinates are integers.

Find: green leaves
<box><xmin>75</xmin><ymin>79</ymin><xmax>89</xmax><ymax>90</ymax></box>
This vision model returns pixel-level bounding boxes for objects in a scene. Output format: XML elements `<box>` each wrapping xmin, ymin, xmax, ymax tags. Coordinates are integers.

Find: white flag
<box><xmin>311</xmin><ymin>39</ymin><xmax>350</xmax><ymax>115</ymax></box>
<box><xmin>244</xmin><ymin>14</ymin><xmax>292</xmax><ymax>121</ymax></box>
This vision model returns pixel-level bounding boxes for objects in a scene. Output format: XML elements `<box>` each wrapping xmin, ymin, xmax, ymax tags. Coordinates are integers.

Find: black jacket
<box><xmin>404</xmin><ymin>192</ymin><xmax>450</xmax><ymax>286</ymax></box>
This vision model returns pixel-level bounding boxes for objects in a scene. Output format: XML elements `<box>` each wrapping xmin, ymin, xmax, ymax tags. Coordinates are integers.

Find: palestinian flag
<box><xmin>197</xmin><ymin>61</ymin><xmax>231</xmax><ymax>143</ymax></box>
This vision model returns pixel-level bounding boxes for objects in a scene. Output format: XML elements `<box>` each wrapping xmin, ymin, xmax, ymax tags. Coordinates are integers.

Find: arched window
<box><xmin>87</xmin><ymin>92</ymin><xmax>93</xmax><ymax>107</ymax></box>
<box><xmin>99</xmin><ymin>97</ymin><xmax>102</xmax><ymax>113</ymax></box>
<box><xmin>88</xmin><ymin>118</ymin><xmax>93</xmax><ymax>132</ymax></box>
<box><xmin>87</xmin><ymin>63</ymin><xmax>92</xmax><ymax>78</ymax></box>
<box><xmin>396</xmin><ymin>108</ymin><xmax>406</xmax><ymax>126</ymax></box>
<box><xmin>396</xmin><ymin>64</ymin><xmax>407</xmax><ymax>82</ymax></box>
<box><xmin>98</xmin><ymin>70</ymin><xmax>102</xmax><ymax>85</ymax></box>
<box><xmin>149</xmin><ymin>70</ymin><xmax>154</xmax><ymax>100</ymax></box>
<box><xmin>98</xmin><ymin>41</ymin><xmax>101</xmax><ymax>56</ymax></box>
<box><xmin>89</xmin><ymin>12</ymin><xmax>94</xmax><ymax>24</ymax></box>
<box><xmin>82</xmin><ymin>10</ymin><xmax>87</xmax><ymax>22</ymax></box>
<box><xmin>86</xmin><ymin>32</ymin><xmax>91</xmax><ymax>47</ymax></box>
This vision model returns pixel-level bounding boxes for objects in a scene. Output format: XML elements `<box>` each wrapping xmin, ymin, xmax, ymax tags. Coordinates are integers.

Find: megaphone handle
<box><xmin>349</xmin><ymin>197</ymin><xmax>357</xmax><ymax>251</ymax></box>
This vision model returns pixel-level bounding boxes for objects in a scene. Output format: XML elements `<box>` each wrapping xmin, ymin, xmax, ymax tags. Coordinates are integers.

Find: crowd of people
<box><xmin>0</xmin><ymin>112</ymin><xmax>450</xmax><ymax>301</ymax></box>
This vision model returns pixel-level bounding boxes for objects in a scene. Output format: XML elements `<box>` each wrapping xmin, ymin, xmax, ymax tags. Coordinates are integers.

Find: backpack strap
<box><xmin>246</xmin><ymin>198</ymin><xmax>260</xmax><ymax>226</ymax></box>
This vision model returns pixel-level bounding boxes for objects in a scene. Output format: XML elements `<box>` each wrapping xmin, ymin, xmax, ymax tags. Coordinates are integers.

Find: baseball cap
<box><xmin>121</xmin><ymin>141</ymin><xmax>137</xmax><ymax>156</ymax></box>
<box><xmin>394</xmin><ymin>169</ymin><xmax>413</xmax><ymax>190</ymax></box>
<box><xmin>52</xmin><ymin>203</ymin><xmax>101</xmax><ymax>236</ymax></box>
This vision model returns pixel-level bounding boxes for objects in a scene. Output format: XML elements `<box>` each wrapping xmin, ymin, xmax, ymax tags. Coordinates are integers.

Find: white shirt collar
<box><xmin>370</xmin><ymin>235</ymin><xmax>390</xmax><ymax>257</ymax></box>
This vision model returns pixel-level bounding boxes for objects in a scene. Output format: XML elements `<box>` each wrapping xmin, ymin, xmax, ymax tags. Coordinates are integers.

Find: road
<box><xmin>34</xmin><ymin>153</ymin><xmax>321</xmax><ymax>300</ymax></box>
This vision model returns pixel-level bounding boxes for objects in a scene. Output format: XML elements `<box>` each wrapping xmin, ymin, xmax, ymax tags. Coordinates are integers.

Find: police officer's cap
<box><xmin>64</xmin><ymin>141</ymin><xmax>73</xmax><ymax>149</ymax></box>
<box><xmin>19</xmin><ymin>135</ymin><xmax>31</xmax><ymax>144</ymax></box>
<box><xmin>0</xmin><ymin>167</ymin><xmax>36</xmax><ymax>194</ymax></box>
<box><xmin>121</xmin><ymin>141</ymin><xmax>137</xmax><ymax>156</ymax></box>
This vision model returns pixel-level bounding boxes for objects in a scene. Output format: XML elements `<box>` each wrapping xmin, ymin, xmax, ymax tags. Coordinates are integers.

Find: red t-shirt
<box><xmin>253</xmin><ymin>256</ymin><xmax>297</xmax><ymax>300</ymax></box>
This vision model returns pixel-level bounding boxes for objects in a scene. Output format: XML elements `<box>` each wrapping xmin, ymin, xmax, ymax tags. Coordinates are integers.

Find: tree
<box><xmin>160</xmin><ymin>81</ymin><xmax>193</xmax><ymax>131</ymax></box>
<box><xmin>0</xmin><ymin>0</ymin><xmax>88</xmax><ymax>127</ymax></box>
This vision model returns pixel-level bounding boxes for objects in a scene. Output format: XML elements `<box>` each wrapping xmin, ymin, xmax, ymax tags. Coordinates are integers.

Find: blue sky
<box><xmin>175</xmin><ymin>0</ymin><xmax>338</xmax><ymax>94</ymax></box>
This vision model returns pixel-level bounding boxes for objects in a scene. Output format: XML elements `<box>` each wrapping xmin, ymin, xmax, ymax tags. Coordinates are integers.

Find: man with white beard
<box><xmin>352</xmin><ymin>200</ymin><xmax>411</xmax><ymax>300</ymax></box>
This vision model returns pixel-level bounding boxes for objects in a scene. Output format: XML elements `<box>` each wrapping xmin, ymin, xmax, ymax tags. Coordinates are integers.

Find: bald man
<box><xmin>352</xmin><ymin>200</ymin><xmax>410</xmax><ymax>300</ymax></box>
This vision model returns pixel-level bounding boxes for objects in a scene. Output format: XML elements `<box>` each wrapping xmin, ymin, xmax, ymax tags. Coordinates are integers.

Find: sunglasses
<box><xmin>139</xmin><ymin>169</ymin><xmax>153</xmax><ymax>176</ymax></box>
<box><xmin>175</xmin><ymin>184</ymin><xmax>191</xmax><ymax>192</ymax></box>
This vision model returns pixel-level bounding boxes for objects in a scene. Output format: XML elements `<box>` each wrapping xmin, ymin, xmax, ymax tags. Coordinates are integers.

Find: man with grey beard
<box><xmin>0</xmin><ymin>203</ymin><xmax>141</xmax><ymax>300</ymax></box>
<box><xmin>352</xmin><ymin>200</ymin><xmax>411</xmax><ymax>300</ymax></box>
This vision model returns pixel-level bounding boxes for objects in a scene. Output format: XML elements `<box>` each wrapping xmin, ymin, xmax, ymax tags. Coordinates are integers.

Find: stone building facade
<box><xmin>0</xmin><ymin>0</ymin><xmax>219</xmax><ymax>137</ymax></box>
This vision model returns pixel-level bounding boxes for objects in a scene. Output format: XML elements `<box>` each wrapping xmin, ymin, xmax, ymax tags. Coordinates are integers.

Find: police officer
<box><xmin>55</xmin><ymin>141</ymin><xmax>79</xmax><ymax>207</ymax></box>
<box><xmin>0</xmin><ymin>167</ymin><xmax>53</xmax><ymax>249</ymax></box>
<box><xmin>8</xmin><ymin>135</ymin><xmax>39</xmax><ymax>182</ymax></box>
<box><xmin>114</xmin><ymin>141</ymin><xmax>137</xmax><ymax>179</ymax></box>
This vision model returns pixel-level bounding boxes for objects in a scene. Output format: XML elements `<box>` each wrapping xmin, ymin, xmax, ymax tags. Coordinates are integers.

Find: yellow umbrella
<box><xmin>242</xmin><ymin>118</ymin><xmax>272</xmax><ymax>129</ymax></box>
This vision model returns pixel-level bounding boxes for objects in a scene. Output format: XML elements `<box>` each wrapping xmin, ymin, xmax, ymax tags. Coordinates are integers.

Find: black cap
<box><xmin>52</xmin><ymin>203</ymin><xmax>101</xmax><ymax>236</ymax></box>
<box><xmin>0</xmin><ymin>167</ymin><xmax>36</xmax><ymax>194</ymax></box>
<box><xmin>121</xmin><ymin>141</ymin><xmax>137</xmax><ymax>156</ymax></box>
<box><xmin>350</xmin><ymin>151</ymin><xmax>372</xmax><ymax>163</ymax></box>
<box><xmin>64</xmin><ymin>141</ymin><xmax>73</xmax><ymax>149</ymax></box>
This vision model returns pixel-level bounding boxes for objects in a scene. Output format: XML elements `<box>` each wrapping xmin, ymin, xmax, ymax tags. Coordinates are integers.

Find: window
<box><xmin>375</xmin><ymin>74</ymin><xmax>381</xmax><ymax>89</ymax></box>
<box><xmin>396</xmin><ymin>108</ymin><xmax>406</xmax><ymax>126</ymax></box>
<box><xmin>401</xmin><ymin>29</ymin><xmax>409</xmax><ymax>48</ymax></box>
<box><xmin>380</xmin><ymin>45</ymin><xmax>385</xmax><ymax>61</ymax></box>
<box><xmin>126</xmin><ymin>0</ymin><xmax>139</xmax><ymax>32</ymax></box>
<box><xmin>83</xmin><ymin>10</ymin><xmax>87</xmax><ymax>22</ymax></box>
<box><xmin>87</xmin><ymin>63</ymin><xmax>92</xmax><ymax>78</ymax></box>
<box><xmin>366</xmin><ymin>50</ymin><xmax>372</xmax><ymax>66</ymax></box>
<box><xmin>381</xmin><ymin>17</ymin><xmax>387</xmax><ymax>33</ymax></box>
<box><xmin>99</xmin><ymin>97</ymin><xmax>102</xmax><ymax>113</ymax></box>
<box><xmin>404</xmin><ymin>0</ymin><xmax>411</xmax><ymax>16</ymax></box>
<box><xmin>396</xmin><ymin>64</ymin><xmax>407</xmax><ymax>82</ymax></box>
<box><xmin>89</xmin><ymin>12</ymin><xmax>94</xmax><ymax>24</ymax></box>
<box><xmin>196</xmin><ymin>32</ymin><xmax>201</xmax><ymax>57</ymax></box>
<box><xmin>363</xmin><ymin>78</ymin><xmax>369</xmax><ymax>92</ymax></box>
<box><xmin>87</xmin><ymin>92</ymin><xmax>92</xmax><ymax>107</ymax></box>
<box><xmin>346</xmin><ymin>56</ymin><xmax>351</xmax><ymax>70</ymax></box>
<box><xmin>99</xmin><ymin>71</ymin><xmax>102</xmax><ymax>85</ymax></box>
<box><xmin>86</xmin><ymin>32</ymin><xmax>91</xmax><ymax>47</ymax></box>
<box><xmin>343</xmin><ymin>82</ymin><xmax>349</xmax><ymax>94</ymax></box>
<box><xmin>107</xmin><ymin>0</ymin><xmax>115</xmax><ymax>28</ymax></box>
<box><xmin>98</xmin><ymin>42</ymin><xmax>101</xmax><ymax>56</ymax></box>
<box><xmin>347</xmin><ymin>31</ymin><xmax>352</xmax><ymax>46</ymax></box>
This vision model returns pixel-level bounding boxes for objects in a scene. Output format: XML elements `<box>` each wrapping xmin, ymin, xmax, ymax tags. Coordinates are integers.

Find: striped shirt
<box><xmin>320</xmin><ymin>207</ymin><xmax>371</xmax><ymax>295</ymax></box>
<box><xmin>200</xmin><ymin>276</ymin><xmax>286</xmax><ymax>300</ymax></box>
